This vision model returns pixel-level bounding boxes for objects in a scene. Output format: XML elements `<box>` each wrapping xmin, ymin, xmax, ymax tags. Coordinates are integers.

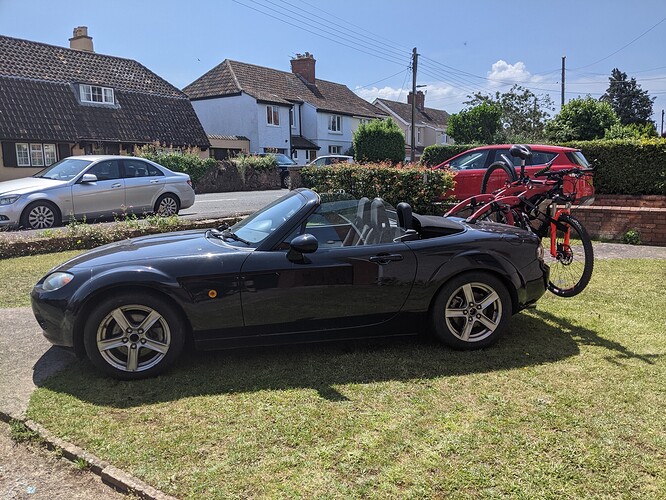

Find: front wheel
<box><xmin>431</xmin><ymin>272</ymin><xmax>512</xmax><ymax>350</ymax></box>
<box><xmin>83</xmin><ymin>293</ymin><xmax>186</xmax><ymax>380</ymax></box>
<box><xmin>20</xmin><ymin>201</ymin><xmax>61</xmax><ymax>230</ymax></box>
<box><xmin>544</xmin><ymin>213</ymin><xmax>594</xmax><ymax>297</ymax></box>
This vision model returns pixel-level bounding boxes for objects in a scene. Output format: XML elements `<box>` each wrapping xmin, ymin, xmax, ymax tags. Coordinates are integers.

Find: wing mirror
<box><xmin>288</xmin><ymin>233</ymin><xmax>318</xmax><ymax>262</ymax></box>
<box><xmin>80</xmin><ymin>173</ymin><xmax>98</xmax><ymax>183</ymax></box>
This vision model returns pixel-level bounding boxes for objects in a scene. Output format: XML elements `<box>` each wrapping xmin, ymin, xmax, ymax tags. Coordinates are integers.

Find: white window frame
<box><xmin>416</xmin><ymin>127</ymin><xmax>423</xmax><ymax>145</ymax></box>
<box><xmin>289</xmin><ymin>108</ymin><xmax>296</xmax><ymax>128</ymax></box>
<box><xmin>30</xmin><ymin>144</ymin><xmax>45</xmax><ymax>167</ymax></box>
<box><xmin>16</xmin><ymin>143</ymin><xmax>57</xmax><ymax>167</ymax></box>
<box><xmin>43</xmin><ymin>144</ymin><xmax>57</xmax><ymax>165</ymax></box>
<box><xmin>266</xmin><ymin>105</ymin><xmax>280</xmax><ymax>126</ymax></box>
<box><xmin>328</xmin><ymin>115</ymin><xmax>342</xmax><ymax>133</ymax></box>
<box><xmin>16</xmin><ymin>143</ymin><xmax>30</xmax><ymax>166</ymax></box>
<box><xmin>79</xmin><ymin>84</ymin><xmax>115</xmax><ymax>104</ymax></box>
<box><xmin>328</xmin><ymin>145</ymin><xmax>342</xmax><ymax>155</ymax></box>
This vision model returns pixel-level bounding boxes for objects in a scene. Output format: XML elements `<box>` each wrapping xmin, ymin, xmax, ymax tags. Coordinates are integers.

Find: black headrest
<box><xmin>396</xmin><ymin>202</ymin><xmax>413</xmax><ymax>230</ymax></box>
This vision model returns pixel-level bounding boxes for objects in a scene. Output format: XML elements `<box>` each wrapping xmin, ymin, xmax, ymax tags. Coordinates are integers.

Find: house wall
<box><xmin>256</xmin><ymin>102</ymin><xmax>291</xmax><ymax>153</ymax></box>
<box><xmin>191</xmin><ymin>93</ymin><xmax>259</xmax><ymax>151</ymax></box>
<box><xmin>315</xmin><ymin>111</ymin><xmax>353</xmax><ymax>155</ymax></box>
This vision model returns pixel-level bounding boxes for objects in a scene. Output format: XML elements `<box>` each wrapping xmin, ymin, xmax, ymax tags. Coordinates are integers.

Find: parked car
<box><xmin>255</xmin><ymin>152</ymin><xmax>297</xmax><ymax>188</ymax></box>
<box><xmin>306</xmin><ymin>155</ymin><xmax>354</xmax><ymax>167</ymax></box>
<box><xmin>433</xmin><ymin>144</ymin><xmax>594</xmax><ymax>202</ymax></box>
<box><xmin>32</xmin><ymin>188</ymin><xmax>549</xmax><ymax>380</ymax></box>
<box><xmin>0</xmin><ymin>156</ymin><xmax>195</xmax><ymax>230</ymax></box>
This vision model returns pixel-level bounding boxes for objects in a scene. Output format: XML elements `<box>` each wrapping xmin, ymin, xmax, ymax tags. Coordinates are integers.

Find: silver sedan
<box><xmin>0</xmin><ymin>155</ymin><xmax>195</xmax><ymax>230</ymax></box>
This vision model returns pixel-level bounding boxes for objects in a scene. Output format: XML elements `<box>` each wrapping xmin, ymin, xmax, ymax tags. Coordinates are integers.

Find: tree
<box><xmin>601</xmin><ymin>68</ymin><xmax>655</xmax><ymax>125</ymax></box>
<box><xmin>464</xmin><ymin>84</ymin><xmax>555</xmax><ymax>142</ymax></box>
<box><xmin>544</xmin><ymin>96</ymin><xmax>619</xmax><ymax>142</ymax></box>
<box><xmin>353</xmin><ymin>118</ymin><xmax>405</xmax><ymax>163</ymax></box>
<box><xmin>446</xmin><ymin>102</ymin><xmax>502</xmax><ymax>144</ymax></box>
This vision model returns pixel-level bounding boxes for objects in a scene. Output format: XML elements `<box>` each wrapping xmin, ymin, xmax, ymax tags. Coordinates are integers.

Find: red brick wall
<box><xmin>572</xmin><ymin>195</ymin><xmax>666</xmax><ymax>246</ymax></box>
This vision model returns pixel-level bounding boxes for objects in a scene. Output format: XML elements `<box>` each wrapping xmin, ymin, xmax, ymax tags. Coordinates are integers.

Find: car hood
<box><xmin>57</xmin><ymin>230</ymin><xmax>244</xmax><ymax>272</ymax></box>
<box><xmin>0</xmin><ymin>177</ymin><xmax>66</xmax><ymax>195</ymax></box>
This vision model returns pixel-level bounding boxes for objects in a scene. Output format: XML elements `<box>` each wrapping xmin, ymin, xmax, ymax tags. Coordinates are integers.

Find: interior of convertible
<box><xmin>300</xmin><ymin>197</ymin><xmax>465</xmax><ymax>248</ymax></box>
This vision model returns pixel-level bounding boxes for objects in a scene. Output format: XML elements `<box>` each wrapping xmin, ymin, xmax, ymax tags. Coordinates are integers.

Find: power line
<box><xmin>355</xmin><ymin>69</ymin><xmax>410</xmax><ymax>90</ymax></box>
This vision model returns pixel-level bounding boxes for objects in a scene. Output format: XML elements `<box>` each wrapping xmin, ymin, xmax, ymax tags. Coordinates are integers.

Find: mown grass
<box><xmin>21</xmin><ymin>259</ymin><xmax>666</xmax><ymax>498</ymax></box>
<box><xmin>0</xmin><ymin>250</ymin><xmax>82</xmax><ymax>308</ymax></box>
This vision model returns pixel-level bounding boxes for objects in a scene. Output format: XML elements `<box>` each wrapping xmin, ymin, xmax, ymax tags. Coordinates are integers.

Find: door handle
<box><xmin>111</xmin><ymin>183</ymin><xmax>122</xmax><ymax>188</ymax></box>
<box><xmin>369</xmin><ymin>253</ymin><xmax>404</xmax><ymax>264</ymax></box>
<box><xmin>150</xmin><ymin>179</ymin><xmax>160</xmax><ymax>184</ymax></box>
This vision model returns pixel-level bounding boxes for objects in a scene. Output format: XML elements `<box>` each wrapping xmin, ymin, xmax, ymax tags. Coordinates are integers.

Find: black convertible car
<box><xmin>32</xmin><ymin>189</ymin><xmax>549</xmax><ymax>379</ymax></box>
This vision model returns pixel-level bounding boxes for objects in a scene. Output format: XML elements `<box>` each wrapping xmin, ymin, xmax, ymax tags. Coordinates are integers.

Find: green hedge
<box><xmin>564</xmin><ymin>139</ymin><xmax>666</xmax><ymax>195</ymax></box>
<box><xmin>300</xmin><ymin>163</ymin><xmax>454</xmax><ymax>214</ymax></box>
<box><xmin>420</xmin><ymin>144</ymin><xmax>479</xmax><ymax>166</ymax></box>
<box><xmin>135</xmin><ymin>146</ymin><xmax>218</xmax><ymax>187</ymax></box>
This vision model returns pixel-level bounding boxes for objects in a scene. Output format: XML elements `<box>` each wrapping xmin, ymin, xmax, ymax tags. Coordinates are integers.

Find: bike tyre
<box><xmin>481</xmin><ymin>161</ymin><xmax>518</xmax><ymax>194</ymax></box>
<box><xmin>546</xmin><ymin>213</ymin><xmax>594</xmax><ymax>297</ymax></box>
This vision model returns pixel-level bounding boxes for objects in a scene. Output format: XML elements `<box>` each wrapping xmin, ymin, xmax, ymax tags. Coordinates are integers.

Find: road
<box><xmin>179</xmin><ymin>189</ymin><xmax>288</xmax><ymax>220</ymax></box>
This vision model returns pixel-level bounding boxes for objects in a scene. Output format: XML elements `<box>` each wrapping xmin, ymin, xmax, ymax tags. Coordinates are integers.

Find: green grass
<box><xmin>0</xmin><ymin>250</ymin><xmax>82</xmax><ymax>308</ymax></box>
<box><xmin>20</xmin><ymin>259</ymin><xmax>666</xmax><ymax>498</ymax></box>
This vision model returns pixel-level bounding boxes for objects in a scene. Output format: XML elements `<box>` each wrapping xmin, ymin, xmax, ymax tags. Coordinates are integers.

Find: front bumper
<box><xmin>0</xmin><ymin>204</ymin><xmax>22</xmax><ymax>228</ymax></box>
<box><xmin>31</xmin><ymin>286</ymin><xmax>76</xmax><ymax>348</ymax></box>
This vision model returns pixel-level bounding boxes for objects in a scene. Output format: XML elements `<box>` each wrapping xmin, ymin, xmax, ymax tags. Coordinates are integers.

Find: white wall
<box><xmin>191</xmin><ymin>93</ymin><xmax>259</xmax><ymax>150</ymax></box>
<box><xmin>256</xmin><ymin>102</ymin><xmax>291</xmax><ymax>153</ymax></box>
<box><xmin>315</xmin><ymin>111</ymin><xmax>353</xmax><ymax>155</ymax></box>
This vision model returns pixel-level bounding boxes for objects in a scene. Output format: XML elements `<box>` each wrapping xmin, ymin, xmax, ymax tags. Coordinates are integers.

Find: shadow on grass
<box><xmin>33</xmin><ymin>308</ymin><xmax>655</xmax><ymax>408</ymax></box>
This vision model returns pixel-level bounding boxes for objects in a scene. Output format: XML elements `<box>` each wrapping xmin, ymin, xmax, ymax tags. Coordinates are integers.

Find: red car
<box><xmin>433</xmin><ymin>144</ymin><xmax>594</xmax><ymax>202</ymax></box>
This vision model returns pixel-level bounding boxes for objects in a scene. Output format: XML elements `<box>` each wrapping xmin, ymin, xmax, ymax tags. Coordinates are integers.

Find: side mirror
<box><xmin>289</xmin><ymin>233</ymin><xmax>318</xmax><ymax>254</ymax></box>
<box><xmin>80</xmin><ymin>173</ymin><xmax>98</xmax><ymax>183</ymax></box>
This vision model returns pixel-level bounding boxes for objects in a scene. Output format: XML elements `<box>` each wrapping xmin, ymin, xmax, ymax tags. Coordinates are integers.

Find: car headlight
<box><xmin>0</xmin><ymin>194</ymin><xmax>20</xmax><ymax>206</ymax></box>
<box><xmin>42</xmin><ymin>272</ymin><xmax>74</xmax><ymax>291</ymax></box>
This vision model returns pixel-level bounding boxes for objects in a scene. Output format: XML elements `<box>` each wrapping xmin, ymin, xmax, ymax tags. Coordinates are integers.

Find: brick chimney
<box><xmin>290</xmin><ymin>52</ymin><xmax>316</xmax><ymax>85</ymax></box>
<box><xmin>69</xmin><ymin>26</ymin><xmax>94</xmax><ymax>52</ymax></box>
<box><xmin>408</xmin><ymin>90</ymin><xmax>425</xmax><ymax>111</ymax></box>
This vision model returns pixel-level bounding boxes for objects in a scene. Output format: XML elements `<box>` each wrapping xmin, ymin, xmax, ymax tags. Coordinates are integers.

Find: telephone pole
<box><xmin>410</xmin><ymin>47</ymin><xmax>418</xmax><ymax>163</ymax></box>
<box><xmin>561</xmin><ymin>56</ymin><xmax>566</xmax><ymax>108</ymax></box>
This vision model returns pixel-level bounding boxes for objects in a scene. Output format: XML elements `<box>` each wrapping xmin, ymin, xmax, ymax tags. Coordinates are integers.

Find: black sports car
<box><xmin>32</xmin><ymin>189</ymin><xmax>549</xmax><ymax>380</ymax></box>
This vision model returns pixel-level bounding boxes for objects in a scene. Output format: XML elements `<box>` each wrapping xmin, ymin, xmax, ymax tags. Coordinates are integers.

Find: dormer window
<box><xmin>79</xmin><ymin>84</ymin><xmax>114</xmax><ymax>104</ymax></box>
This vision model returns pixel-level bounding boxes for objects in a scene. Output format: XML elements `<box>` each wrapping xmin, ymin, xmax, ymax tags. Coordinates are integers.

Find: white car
<box><xmin>0</xmin><ymin>155</ymin><xmax>195</xmax><ymax>230</ymax></box>
<box><xmin>306</xmin><ymin>155</ymin><xmax>354</xmax><ymax>167</ymax></box>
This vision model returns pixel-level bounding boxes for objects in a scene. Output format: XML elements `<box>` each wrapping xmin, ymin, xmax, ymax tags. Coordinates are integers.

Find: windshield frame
<box><xmin>33</xmin><ymin>158</ymin><xmax>94</xmax><ymax>181</ymax></box>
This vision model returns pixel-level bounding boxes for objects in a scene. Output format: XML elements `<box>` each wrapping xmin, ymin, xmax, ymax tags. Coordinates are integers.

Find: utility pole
<box><xmin>661</xmin><ymin>109</ymin><xmax>664</xmax><ymax>137</ymax></box>
<box><xmin>561</xmin><ymin>56</ymin><xmax>566</xmax><ymax>108</ymax></box>
<box><xmin>410</xmin><ymin>47</ymin><xmax>418</xmax><ymax>163</ymax></box>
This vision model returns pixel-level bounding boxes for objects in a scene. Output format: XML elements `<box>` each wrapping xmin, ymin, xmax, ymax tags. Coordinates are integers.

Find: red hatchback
<box><xmin>433</xmin><ymin>144</ymin><xmax>594</xmax><ymax>202</ymax></box>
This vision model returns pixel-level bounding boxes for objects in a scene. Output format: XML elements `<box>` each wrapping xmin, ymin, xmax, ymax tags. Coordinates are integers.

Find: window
<box><xmin>329</xmin><ymin>145</ymin><xmax>342</xmax><ymax>154</ymax></box>
<box><xmin>416</xmin><ymin>127</ymin><xmax>423</xmax><ymax>145</ymax></box>
<box><xmin>267</xmin><ymin>105</ymin><xmax>280</xmax><ymax>126</ymax></box>
<box><xmin>15</xmin><ymin>143</ymin><xmax>57</xmax><ymax>167</ymax></box>
<box><xmin>448</xmin><ymin>150</ymin><xmax>490</xmax><ymax>170</ymax></box>
<box><xmin>88</xmin><ymin>160</ymin><xmax>120</xmax><ymax>181</ymax></box>
<box><xmin>79</xmin><ymin>84</ymin><xmax>115</xmax><ymax>104</ymax></box>
<box><xmin>328</xmin><ymin>115</ymin><xmax>342</xmax><ymax>132</ymax></box>
<box><xmin>289</xmin><ymin>108</ymin><xmax>295</xmax><ymax>128</ymax></box>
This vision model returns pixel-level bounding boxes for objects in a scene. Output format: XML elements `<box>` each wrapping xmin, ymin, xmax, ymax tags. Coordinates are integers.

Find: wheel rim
<box><xmin>96</xmin><ymin>304</ymin><xmax>171</xmax><ymax>373</ymax></box>
<box><xmin>158</xmin><ymin>197</ymin><xmax>178</xmax><ymax>216</ymax></box>
<box><xmin>544</xmin><ymin>222</ymin><xmax>589</xmax><ymax>294</ymax></box>
<box><xmin>28</xmin><ymin>205</ymin><xmax>55</xmax><ymax>229</ymax></box>
<box><xmin>444</xmin><ymin>282</ymin><xmax>503</xmax><ymax>342</ymax></box>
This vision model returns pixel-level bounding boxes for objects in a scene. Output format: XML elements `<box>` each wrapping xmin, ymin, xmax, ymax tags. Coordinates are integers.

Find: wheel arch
<box><xmin>154</xmin><ymin>191</ymin><xmax>181</xmax><ymax>213</ymax></box>
<box><xmin>20</xmin><ymin>198</ymin><xmax>64</xmax><ymax>227</ymax></box>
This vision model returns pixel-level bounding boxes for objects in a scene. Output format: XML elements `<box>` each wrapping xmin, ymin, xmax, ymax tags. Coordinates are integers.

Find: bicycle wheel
<box><xmin>481</xmin><ymin>161</ymin><xmax>518</xmax><ymax>194</ymax></box>
<box><xmin>544</xmin><ymin>213</ymin><xmax>593</xmax><ymax>297</ymax></box>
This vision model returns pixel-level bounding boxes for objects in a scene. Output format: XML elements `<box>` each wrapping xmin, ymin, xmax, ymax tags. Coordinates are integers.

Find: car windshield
<box><xmin>567</xmin><ymin>151</ymin><xmax>591</xmax><ymax>168</ymax></box>
<box><xmin>222</xmin><ymin>191</ymin><xmax>308</xmax><ymax>246</ymax></box>
<box><xmin>33</xmin><ymin>158</ymin><xmax>93</xmax><ymax>181</ymax></box>
<box><xmin>258</xmin><ymin>153</ymin><xmax>295</xmax><ymax>165</ymax></box>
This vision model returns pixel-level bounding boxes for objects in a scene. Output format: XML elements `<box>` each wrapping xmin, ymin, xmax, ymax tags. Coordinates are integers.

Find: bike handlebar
<box><xmin>536</xmin><ymin>166</ymin><xmax>594</xmax><ymax>180</ymax></box>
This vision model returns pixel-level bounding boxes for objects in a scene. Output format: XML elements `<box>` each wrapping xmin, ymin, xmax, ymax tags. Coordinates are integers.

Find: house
<box><xmin>373</xmin><ymin>91</ymin><xmax>451</xmax><ymax>159</ymax></box>
<box><xmin>183</xmin><ymin>53</ymin><xmax>386</xmax><ymax>165</ymax></box>
<box><xmin>0</xmin><ymin>27</ymin><xmax>209</xmax><ymax>181</ymax></box>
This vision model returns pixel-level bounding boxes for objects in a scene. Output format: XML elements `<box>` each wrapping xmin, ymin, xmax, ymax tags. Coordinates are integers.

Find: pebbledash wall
<box><xmin>572</xmin><ymin>195</ymin><xmax>666</xmax><ymax>246</ymax></box>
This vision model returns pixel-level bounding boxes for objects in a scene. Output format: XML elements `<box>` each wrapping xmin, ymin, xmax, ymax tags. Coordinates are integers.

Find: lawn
<box><xmin>9</xmin><ymin>253</ymin><xmax>666</xmax><ymax>498</ymax></box>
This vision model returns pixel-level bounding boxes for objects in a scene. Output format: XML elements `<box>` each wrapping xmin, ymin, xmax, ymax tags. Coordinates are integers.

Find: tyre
<box><xmin>544</xmin><ymin>213</ymin><xmax>594</xmax><ymax>297</ymax></box>
<box><xmin>280</xmin><ymin>170</ymin><xmax>290</xmax><ymax>189</ymax></box>
<box><xmin>83</xmin><ymin>292</ymin><xmax>186</xmax><ymax>380</ymax></box>
<box><xmin>481</xmin><ymin>161</ymin><xmax>518</xmax><ymax>194</ymax></box>
<box><xmin>154</xmin><ymin>193</ymin><xmax>180</xmax><ymax>217</ymax></box>
<box><xmin>431</xmin><ymin>272</ymin><xmax>512</xmax><ymax>350</ymax></box>
<box><xmin>20</xmin><ymin>201</ymin><xmax>61</xmax><ymax>230</ymax></box>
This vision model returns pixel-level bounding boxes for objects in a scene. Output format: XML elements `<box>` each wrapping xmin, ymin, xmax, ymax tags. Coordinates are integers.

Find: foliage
<box><xmin>353</xmin><ymin>118</ymin><xmax>405</xmax><ymax>164</ymax></box>
<box><xmin>420</xmin><ymin>144</ymin><xmax>480</xmax><ymax>167</ymax></box>
<box><xmin>563</xmin><ymin>138</ymin><xmax>666</xmax><ymax>195</ymax></box>
<box><xmin>230</xmin><ymin>154</ymin><xmax>278</xmax><ymax>172</ymax></box>
<box><xmin>600</xmin><ymin>68</ymin><xmax>656</xmax><ymax>125</ymax></box>
<box><xmin>9</xmin><ymin>420</ymin><xmax>41</xmax><ymax>444</ymax></box>
<box><xmin>300</xmin><ymin>163</ymin><xmax>454</xmax><ymax>213</ymax></box>
<box><xmin>134</xmin><ymin>145</ymin><xmax>217</xmax><ymax>187</ymax></box>
<box><xmin>604</xmin><ymin>122</ymin><xmax>658</xmax><ymax>140</ymax></box>
<box><xmin>446</xmin><ymin>102</ymin><xmax>502</xmax><ymax>144</ymax></box>
<box><xmin>464</xmin><ymin>84</ymin><xmax>555</xmax><ymax>143</ymax></box>
<box><xmin>545</xmin><ymin>97</ymin><xmax>619</xmax><ymax>142</ymax></box>
<box><xmin>622</xmin><ymin>229</ymin><xmax>642</xmax><ymax>245</ymax></box>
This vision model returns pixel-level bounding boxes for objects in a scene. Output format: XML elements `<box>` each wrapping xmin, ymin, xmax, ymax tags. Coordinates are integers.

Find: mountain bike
<box><xmin>445</xmin><ymin>145</ymin><xmax>595</xmax><ymax>297</ymax></box>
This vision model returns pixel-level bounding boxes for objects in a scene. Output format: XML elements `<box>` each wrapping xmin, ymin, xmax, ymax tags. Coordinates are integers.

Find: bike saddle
<box><xmin>510</xmin><ymin>144</ymin><xmax>533</xmax><ymax>160</ymax></box>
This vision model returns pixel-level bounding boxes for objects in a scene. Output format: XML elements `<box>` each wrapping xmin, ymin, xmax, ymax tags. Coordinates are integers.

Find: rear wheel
<box><xmin>154</xmin><ymin>193</ymin><xmax>180</xmax><ymax>216</ymax></box>
<box><xmin>481</xmin><ymin>161</ymin><xmax>518</xmax><ymax>194</ymax></box>
<box><xmin>20</xmin><ymin>201</ymin><xmax>61</xmax><ymax>229</ymax></box>
<box><xmin>431</xmin><ymin>272</ymin><xmax>511</xmax><ymax>350</ymax></box>
<box><xmin>544</xmin><ymin>213</ymin><xmax>593</xmax><ymax>297</ymax></box>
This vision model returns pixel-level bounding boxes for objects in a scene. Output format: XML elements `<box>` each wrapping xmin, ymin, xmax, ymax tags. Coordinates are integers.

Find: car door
<box><xmin>449</xmin><ymin>149</ymin><xmax>492</xmax><ymax>199</ymax></box>
<box><xmin>239</xmin><ymin>199</ymin><xmax>418</xmax><ymax>336</ymax></box>
<box><xmin>122</xmin><ymin>159</ymin><xmax>165</xmax><ymax>213</ymax></box>
<box><xmin>71</xmin><ymin>159</ymin><xmax>125</xmax><ymax>219</ymax></box>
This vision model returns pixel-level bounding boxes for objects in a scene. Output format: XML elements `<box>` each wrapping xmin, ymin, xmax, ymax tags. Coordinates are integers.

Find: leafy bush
<box><xmin>300</xmin><ymin>163</ymin><xmax>454</xmax><ymax>214</ymax></box>
<box><xmin>622</xmin><ymin>229</ymin><xmax>642</xmax><ymax>245</ymax></box>
<box><xmin>135</xmin><ymin>145</ymin><xmax>218</xmax><ymax>187</ymax></box>
<box><xmin>564</xmin><ymin>138</ymin><xmax>666</xmax><ymax>195</ymax></box>
<box><xmin>230</xmin><ymin>154</ymin><xmax>278</xmax><ymax>174</ymax></box>
<box><xmin>545</xmin><ymin>97</ymin><xmax>619</xmax><ymax>142</ymax></box>
<box><xmin>420</xmin><ymin>144</ymin><xmax>479</xmax><ymax>166</ymax></box>
<box><xmin>353</xmin><ymin>118</ymin><xmax>405</xmax><ymax>164</ymax></box>
<box><xmin>446</xmin><ymin>102</ymin><xmax>503</xmax><ymax>144</ymax></box>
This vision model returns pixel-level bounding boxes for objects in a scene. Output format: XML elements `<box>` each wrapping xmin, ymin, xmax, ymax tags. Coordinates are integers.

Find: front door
<box><xmin>71</xmin><ymin>159</ymin><xmax>125</xmax><ymax>220</ymax></box>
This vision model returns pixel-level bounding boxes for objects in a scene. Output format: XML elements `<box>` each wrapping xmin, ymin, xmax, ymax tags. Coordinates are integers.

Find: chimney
<box><xmin>408</xmin><ymin>90</ymin><xmax>425</xmax><ymax>111</ymax></box>
<box><xmin>290</xmin><ymin>52</ymin><xmax>316</xmax><ymax>85</ymax></box>
<box><xmin>69</xmin><ymin>26</ymin><xmax>94</xmax><ymax>52</ymax></box>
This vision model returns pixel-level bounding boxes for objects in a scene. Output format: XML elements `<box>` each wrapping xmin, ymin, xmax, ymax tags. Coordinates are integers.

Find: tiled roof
<box><xmin>208</xmin><ymin>134</ymin><xmax>249</xmax><ymax>141</ymax></box>
<box><xmin>184</xmin><ymin>60</ymin><xmax>385</xmax><ymax>119</ymax></box>
<box><xmin>375</xmin><ymin>98</ymin><xmax>450</xmax><ymax>129</ymax></box>
<box><xmin>0</xmin><ymin>35</ymin><xmax>209</xmax><ymax>147</ymax></box>
<box><xmin>291</xmin><ymin>135</ymin><xmax>319</xmax><ymax>149</ymax></box>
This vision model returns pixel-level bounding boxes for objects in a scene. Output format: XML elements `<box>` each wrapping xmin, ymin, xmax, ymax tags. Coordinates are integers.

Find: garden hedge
<box><xmin>300</xmin><ymin>163</ymin><xmax>454</xmax><ymax>214</ymax></box>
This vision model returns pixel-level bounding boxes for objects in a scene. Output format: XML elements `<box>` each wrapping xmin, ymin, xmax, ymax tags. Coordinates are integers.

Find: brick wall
<box><xmin>572</xmin><ymin>195</ymin><xmax>666</xmax><ymax>246</ymax></box>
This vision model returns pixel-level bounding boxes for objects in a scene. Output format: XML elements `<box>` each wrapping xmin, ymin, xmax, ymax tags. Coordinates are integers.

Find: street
<box><xmin>179</xmin><ymin>189</ymin><xmax>289</xmax><ymax>220</ymax></box>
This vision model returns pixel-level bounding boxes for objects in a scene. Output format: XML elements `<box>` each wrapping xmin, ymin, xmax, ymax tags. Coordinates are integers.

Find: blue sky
<box><xmin>2</xmin><ymin>0</ymin><xmax>665</xmax><ymax>128</ymax></box>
